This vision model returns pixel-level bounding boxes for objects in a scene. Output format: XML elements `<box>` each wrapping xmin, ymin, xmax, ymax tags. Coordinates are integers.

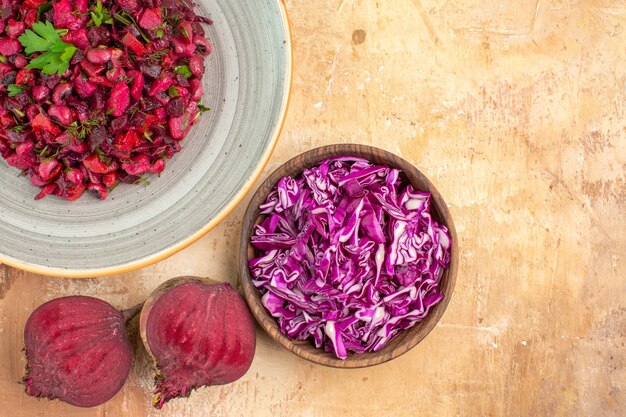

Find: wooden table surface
<box><xmin>1</xmin><ymin>1</ymin><xmax>625</xmax><ymax>416</ymax></box>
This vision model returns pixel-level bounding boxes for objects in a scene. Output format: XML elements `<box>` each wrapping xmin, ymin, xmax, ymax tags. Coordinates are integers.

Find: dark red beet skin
<box><xmin>141</xmin><ymin>279</ymin><xmax>256</xmax><ymax>408</ymax></box>
<box><xmin>23</xmin><ymin>296</ymin><xmax>132</xmax><ymax>408</ymax></box>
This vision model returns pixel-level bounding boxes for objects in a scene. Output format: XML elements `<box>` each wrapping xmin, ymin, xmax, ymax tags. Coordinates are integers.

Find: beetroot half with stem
<box><xmin>23</xmin><ymin>296</ymin><xmax>134</xmax><ymax>408</ymax></box>
<box><xmin>140</xmin><ymin>277</ymin><xmax>256</xmax><ymax>409</ymax></box>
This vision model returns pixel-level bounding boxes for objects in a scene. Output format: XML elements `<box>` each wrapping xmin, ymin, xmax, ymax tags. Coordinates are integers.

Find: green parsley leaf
<box><xmin>90</xmin><ymin>1</ymin><xmax>113</xmax><ymax>26</ymax></box>
<box><xmin>95</xmin><ymin>147</ymin><xmax>111</xmax><ymax>164</ymax></box>
<box><xmin>18</xmin><ymin>21</ymin><xmax>77</xmax><ymax>75</ymax></box>
<box><xmin>180</xmin><ymin>26</ymin><xmax>189</xmax><ymax>39</ymax></box>
<box><xmin>167</xmin><ymin>86</ymin><xmax>179</xmax><ymax>97</ymax></box>
<box><xmin>113</xmin><ymin>12</ymin><xmax>133</xmax><ymax>25</ymax></box>
<box><xmin>19</xmin><ymin>23</ymin><xmax>56</xmax><ymax>54</ymax></box>
<box><xmin>134</xmin><ymin>176</ymin><xmax>151</xmax><ymax>187</ymax></box>
<box><xmin>147</xmin><ymin>49</ymin><xmax>168</xmax><ymax>61</ymax></box>
<box><xmin>173</xmin><ymin>65</ymin><xmax>192</xmax><ymax>78</ymax></box>
<box><xmin>7</xmin><ymin>84</ymin><xmax>25</xmax><ymax>97</ymax></box>
<box><xmin>113</xmin><ymin>12</ymin><xmax>150</xmax><ymax>42</ymax></box>
<box><xmin>198</xmin><ymin>104</ymin><xmax>210</xmax><ymax>113</ymax></box>
<box><xmin>41</xmin><ymin>147</ymin><xmax>62</xmax><ymax>162</ymax></box>
<box><xmin>37</xmin><ymin>145</ymin><xmax>49</xmax><ymax>157</ymax></box>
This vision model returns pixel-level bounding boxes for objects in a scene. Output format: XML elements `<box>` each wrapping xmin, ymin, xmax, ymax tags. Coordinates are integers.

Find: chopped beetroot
<box><xmin>22</xmin><ymin>0</ymin><xmax>47</xmax><ymax>9</ymax></box>
<box><xmin>117</xmin><ymin>0</ymin><xmax>137</xmax><ymax>10</ymax></box>
<box><xmin>62</xmin><ymin>29</ymin><xmax>90</xmax><ymax>50</ymax></box>
<box><xmin>139</xmin><ymin>9</ymin><xmax>162</xmax><ymax>30</ymax></box>
<box><xmin>6</xmin><ymin>19</ymin><xmax>25</xmax><ymax>38</ymax></box>
<box><xmin>53</xmin><ymin>0</ymin><xmax>87</xmax><ymax>31</ymax></box>
<box><xmin>106</xmin><ymin>64</ymin><xmax>125</xmax><ymax>83</ymax></box>
<box><xmin>86</xmin><ymin>48</ymin><xmax>112</xmax><ymax>64</ymax></box>
<box><xmin>23</xmin><ymin>296</ymin><xmax>132</xmax><ymax>407</ymax></box>
<box><xmin>0</xmin><ymin>0</ymin><xmax>212</xmax><ymax>200</ymax></box>
<box><xmin>149</xmin><ymin>158</ymin><xmax>165</xmax><ymax>174</ymax></box>
<box><xmin>189</xmin><ymin>78</ymin><xmax>203</xmax><ymax>101</ymax></box>
<box><xmin>62</xmin><ymin>181</ymin><xmax>86</xmax><ymax>200</ymax></box>
<box><xmin>168</xmin><ymin>113</ymin><xmax>190</xmax><ymax>140</ymax></box>
<box><xmin>114</xmin><ymin>130</ymin><xmax>140</xmax><ymax>152</ymax></box>
<box><xmin>102</xmin><ymin>172</ymin><xmax>117</xmax><ymax>187</ymax></box>
<box><xmin>80</xmin><ymin>60</ymin><xmax>105</xmax><ymax>77</ymax></box>
<box><xmin>83</xmin><ymin>153</ymin><xmax>118</xmax><ymax>174</ymax></box>
<box><xmin>47</xmin><ymin>104</ymin><xmax>76</xmax><ymax>126</ymax></box>
<box><xmin>0</xmin><ymin>37</ymin><xmax>21</xmax><ymax>55</ymax></box>
<box><xmin>121</xmin><ymin>154</ymin><xmax>150</xmax><ymax>175</ymax></box>
<box><xmin>189</xmin><ymin>55</ymin><xmax>204</xmax><ymax>77</ymax></box>
<box><xmin>31</xmin><ymin>85</ymin><xmax>50</xmax><ymax>101</ymax></box>
<box><xmin>77</xmin><ymin>80</ymin><xmax>99</xmax><ymax>100</ymax></box>
<box><xmin>170</xmin><ymin>37</ymin><xmax>195</xmax><ymax>57</ymax></box>
<box><xmin>140</xmin><ymin>278</ymin><xmax>256</xmax><ymax>408</ymax></box>
<box><xmin>15</xmin><ymin>68</ymin><xmax>34</xmax><ymax>85</ymax></box>
<box><xmin>178</xmin><ymin>21</ymin><xmax>193</xmax><ymax>43</ymax></box>
<box><xmin>193</xmin><ymin>35</ymin><xmax>212</xmax><ymax>55</ymax></box>
<box><xmin>30</xmin><ymin>171</ymin><xmax>47</xmax><ymax>187</ymax></box>
<box><xmin>129</xmin><ymin>71</ymin><xmax>145</xmax><ymax>100</ymax></box>
<box><xmin>52</xmin><ymin>83</ymin><xmax>72</xmax><ymax>103</ymax></box>
<box><xmin>121</xmin><ymin>33</ymin><xmax>146</xmax><ymax>56</ymax></box>
<box><xmin>34</xmin><ymin>183</ymin><xmax>59</xmax><ymax>199</ymax></box>
<box><xmin>22</xmin><ymin>9</ymin><xmax>37</xmax><ymax>28</ymax></box>
<box><xmin>37</xmin><ymin>159</ymin><xmax>61</xmax><ymax>182</ymax></box>
<box><xmin>88</xmin><ymin>74</ymin><xmax>113</xmax><ymax>88</ymax></box>
<box><xmin>31</xmin><ymin>114</ymin><xmax>61</xmax><ymax>135</ymax></box>
<box><xmin>148</xmin><ymin>76</ymin><xmax>173</xmax><ymax>96</ymax></box>
<box><xmin>107</xmin><ymin>82</ymin><xmax>130</xmax><ymax>117</ymax></box>
<box><xmin>88</xmin><ymin>183</ymin><xmax>107</xmax><ymax>199</ymax></box>
<box><xmin>13</xmin><ymin>54</ymin><xmax>28</xmax><ymax>68</ymax></box>
<box><xmin>65</xmin><ymin>168</ymin><xmax>84</xmax><ymax>184</ymax></box>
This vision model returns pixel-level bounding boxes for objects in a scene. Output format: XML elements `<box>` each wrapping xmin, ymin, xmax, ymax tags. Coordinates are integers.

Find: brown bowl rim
<box><xmin>238</xmin><ymin>144</ymin><xmax>458</xmax><ymax>368</ymax></box>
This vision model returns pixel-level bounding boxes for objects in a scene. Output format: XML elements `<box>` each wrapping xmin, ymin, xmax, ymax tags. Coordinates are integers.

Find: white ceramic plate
<box><xmin>0</xmin><ymin>0</ymin><xmax>291</xmax><ymax>277</ymax></box>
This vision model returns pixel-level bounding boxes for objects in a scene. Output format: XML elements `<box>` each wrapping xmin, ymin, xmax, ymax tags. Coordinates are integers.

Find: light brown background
<box><xmin>1</xmin><ymin>0</ymin><xmax>625</xmax><ymax>416</ymax></box>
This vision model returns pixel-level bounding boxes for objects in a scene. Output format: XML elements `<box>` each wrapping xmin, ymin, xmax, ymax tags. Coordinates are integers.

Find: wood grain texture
<box><xmin>0</xmin><ymin>0</ymin><xmax>625</xmax><ymax>416</ymax></box>
<box><xmin>239</xmin><ymin>144</ymin><xmax>458</xmax><ymax>368</ymax></box>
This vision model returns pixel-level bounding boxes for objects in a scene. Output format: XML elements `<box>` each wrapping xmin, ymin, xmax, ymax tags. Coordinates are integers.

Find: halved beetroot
<box><xmin>23</xmin><ymin>296</ymin><xmax>133</xmax><ymax>407</ymax></box>
<box><xmin>140</xmin><ymin>277</ymin><xmax>256</xmax><ymax>408</ymax></box>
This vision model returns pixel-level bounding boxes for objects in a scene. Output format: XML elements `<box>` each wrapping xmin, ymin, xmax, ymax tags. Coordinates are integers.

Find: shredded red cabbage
<box><xmin>249</xmin><ymin>156</ymin><xmax>451</xmax><ymax>359</ymax></box>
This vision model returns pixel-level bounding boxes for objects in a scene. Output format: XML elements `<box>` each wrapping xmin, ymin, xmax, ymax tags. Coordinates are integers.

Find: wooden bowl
<box><xmin>239</xmin><ymin>144</ymin><xmax>458</xmax><ymax>368</ymax></box>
